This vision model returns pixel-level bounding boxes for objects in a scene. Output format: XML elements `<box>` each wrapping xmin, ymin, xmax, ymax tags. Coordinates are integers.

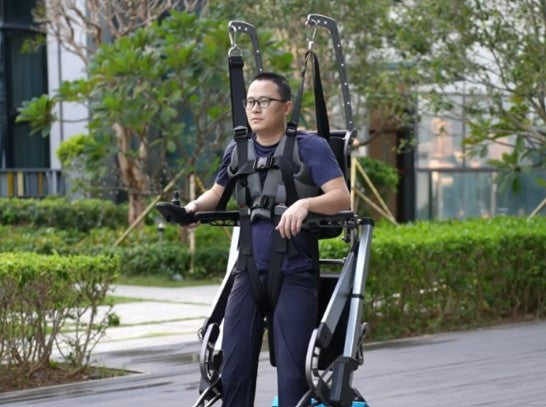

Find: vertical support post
<box><xmin>343</xmin><ymin>222</ymin><xmax>373</xmax><ymax>358</ymax></box>
<box><xmin>350</xmin><ymin>159</ymin><xmax>356</xmax><ymax>210</ymax></box>
<box><xmin>189</xmin><ymin>173</ymin><xmax>196</xmax><ymax>274</ymax></box>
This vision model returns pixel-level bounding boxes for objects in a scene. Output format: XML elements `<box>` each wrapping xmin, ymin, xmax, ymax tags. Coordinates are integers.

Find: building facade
<box><xmin>414</xmin><ymin>93</ymin><xmax>545</xmax><ymax>220</ymax></box>
<box><xmin>0</xmin><ymin>0</ymin><xmax>86</xmax><ymax>197</ymax></box>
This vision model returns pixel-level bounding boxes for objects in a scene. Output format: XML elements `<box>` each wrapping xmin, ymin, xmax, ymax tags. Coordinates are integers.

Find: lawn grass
<box><xmin>115</xmin><ymin>274</ymin><xmax>222</xmax><ymax>288</ymax></box>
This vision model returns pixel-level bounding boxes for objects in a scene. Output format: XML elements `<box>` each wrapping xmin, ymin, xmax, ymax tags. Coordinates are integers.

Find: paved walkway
<box><xmin>87</xmin><ymin>284</ymin><xmax>220</xmax><ymax>354</ymax></box>
<box><xmin>1</xmin><ymin>284</ymin><xmax>545</xmax><ymax>407</ymax></box>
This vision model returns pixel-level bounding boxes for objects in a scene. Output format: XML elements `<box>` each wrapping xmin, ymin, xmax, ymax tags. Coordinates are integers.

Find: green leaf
<box><xmin>167</xmin><ymin>140</ymin><xmax>177</xmax><ymax>154</ymax></box>
<box><xmin>16</xmin><ymin>95</ymin><xmax>57</xmax><ymax>137</ymax></box>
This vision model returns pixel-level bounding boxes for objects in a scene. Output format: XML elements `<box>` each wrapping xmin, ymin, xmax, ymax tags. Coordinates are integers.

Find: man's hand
<box><xmin>275</xmin><ymin>199</ymin><xmax>310</xmax><ymax>239</ymax></box>
<box><xmin>182</xmin><ymin>201</ymin><xmax>200</xmax><ymax>229</ymax></box>
<box><xmin>179</xmin><ymin>184</ymin><xmax>225</xmax><ymax>229</ymax></box>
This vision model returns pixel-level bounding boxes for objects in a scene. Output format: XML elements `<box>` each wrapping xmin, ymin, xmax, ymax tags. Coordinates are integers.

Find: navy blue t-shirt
<box><xmin>215</xmin><ymin>131</ymin><xmax>343</xmax><ymax>274</ymax></box>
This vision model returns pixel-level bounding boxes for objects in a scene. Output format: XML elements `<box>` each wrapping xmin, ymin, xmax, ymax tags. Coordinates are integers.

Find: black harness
<box><xmin>218</xmin><ymin>52</ymin><xmax>336</xmax><ymax>366</ymax></box>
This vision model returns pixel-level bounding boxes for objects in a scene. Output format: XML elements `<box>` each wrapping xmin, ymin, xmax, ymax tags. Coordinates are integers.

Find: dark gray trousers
<box><xmin>220</xmin><ymin>269</ymin><xmax>318</xmax><ymax>407</ymax></box>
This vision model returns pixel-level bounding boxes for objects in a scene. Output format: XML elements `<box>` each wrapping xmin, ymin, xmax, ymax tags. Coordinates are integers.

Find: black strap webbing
<box><xmin>310</xmin><ymin>51</ymin><xmax>330</xmax><ymax>143</ymax></box>
<box><xmin>291</xmin><ymin>50</ymin><xmax>330</xmax><ymax>141</ymax></box>
<box><xmin>229</xmin><ymin>55</ymin><xmax>248</xmax><ymax>129</ymax></box>
<box><xmin>237</xmin><ymin>212</ymin><xmax>269</xmax><ymax>315</ymax></box>
<box><xmin>217</xmin><ymin>55</ymin><xmax>249</xmax><ymax>211</ymax></box>
<box><xmin>281</xmin><ymin>124</ymin><xmax>298</xmax><ymax>206</ymax></box>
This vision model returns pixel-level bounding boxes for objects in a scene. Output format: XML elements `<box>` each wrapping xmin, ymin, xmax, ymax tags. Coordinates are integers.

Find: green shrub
<box><xmin>0</xmin><ymin>252</ymin><xmax>119</xmax><ymax>377</ymax></box>
<box><xmin>363</xmin><ymin>216</ymin><xmax>546</xmax><ymax>339</ymax></box>
<box><xmin>194</xmin><ymin>246</ymin><xmax>230</xmax><ymax>278</ymax></box>
<box><xmin>0</xmin><ymin>197</ymin><xmax>128</xmax><ymax>231</ymax></box>
<box><xmin>2</xmin><ymin>214</ymin><xmax>544</xmax><ymax>342</ymax></box>
<box><xmin>116</xmin><ymin>243</ymin><xmax>190</xmax><ymax>277</ymax></box>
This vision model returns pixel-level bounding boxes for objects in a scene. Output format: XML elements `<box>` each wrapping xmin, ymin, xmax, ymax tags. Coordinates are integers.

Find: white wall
<box><xmin>46</xmin><ymin>22</ymin><xmax>89</xmax><ymax>170</ymax></box>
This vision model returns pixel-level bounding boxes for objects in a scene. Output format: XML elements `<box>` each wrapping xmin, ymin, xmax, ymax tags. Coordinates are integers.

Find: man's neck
<box><xmin>255</xmin><ymin>127</ymin><xmax>286</xmax><ymax>146</ymax></box>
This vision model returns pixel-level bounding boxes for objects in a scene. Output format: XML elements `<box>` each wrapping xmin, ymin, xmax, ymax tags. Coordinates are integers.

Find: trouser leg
<box><xmin>274</xmin><ymin>271</ymin><xmax>318</xmax><ymax>407</ymax></box>
<box><xmin>221</xmin><ymin>270</ymin><xmax>265</xmax><ymax>407</ymax></box>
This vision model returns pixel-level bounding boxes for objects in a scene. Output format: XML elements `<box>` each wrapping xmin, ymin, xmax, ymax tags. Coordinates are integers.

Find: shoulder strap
<box><xmin>290</xmin><ymin>50</ymin><xmax>330</xmax><ymax>142</ymax></box>
<box><xmin>229</xmin><ymin>55</ymin><xmax>249</xmax><ymax>129</ymax></box>
<box><xmin>217</xmin><ymin>53</ymin><xmax>250</xmax><ymax>210</ymax></box>
<box><xmin>310</xmin><ymin>51</ymin><xmax>330</xmax><ymax>143</ymax></box>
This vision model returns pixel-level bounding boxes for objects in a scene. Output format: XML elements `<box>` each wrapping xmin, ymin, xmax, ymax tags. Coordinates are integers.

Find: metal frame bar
<box><xmin>305</xmin><ymin>14</ymin><xmax>354</xmax><ymax>132</ymax></box>
<box><xmin>228</xmin><ymin>21</ymin><xmax>263</xmax><ymax>72</ymax></box>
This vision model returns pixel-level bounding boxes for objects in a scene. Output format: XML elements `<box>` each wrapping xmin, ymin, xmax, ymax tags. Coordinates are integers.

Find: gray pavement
<box><xmin>1</xmin><ymin>284</ymin><xmax>545</xmax><ymax>406</ymax></box>
<box><xmin>84</xmin><ymin>284</ymin><xmax>220</xmax><ymax>354</ymax></box>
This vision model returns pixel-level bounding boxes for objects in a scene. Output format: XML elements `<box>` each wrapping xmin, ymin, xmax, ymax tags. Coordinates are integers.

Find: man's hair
<box><xmin>250</xmin><ymin>72</ymin><xmax>291</xmax><ymax>101</ymax></box>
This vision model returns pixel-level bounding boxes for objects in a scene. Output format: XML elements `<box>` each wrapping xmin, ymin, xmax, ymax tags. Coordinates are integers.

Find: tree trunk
<box><xmin>113</xmin><ymin>123</ymin><xmax>150</xmax><ymax>225</ymax></box>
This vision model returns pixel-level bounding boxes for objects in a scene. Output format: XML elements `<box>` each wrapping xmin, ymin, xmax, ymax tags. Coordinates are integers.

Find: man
<box><xmin>185</xmin><ymin>72</ymin><xmax>350</xmax><ymax>407</ymax></box>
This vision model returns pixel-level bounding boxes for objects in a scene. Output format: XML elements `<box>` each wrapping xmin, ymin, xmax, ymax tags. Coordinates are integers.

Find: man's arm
<box><xmin>275</xmin><ymin>176</ymin><xmax>350</xmax><ymax>239</ymax></box>
<box><xmin>182</xmin><ymin>183</ymin><xmax>225</xmax><ymax>227</ymax></box>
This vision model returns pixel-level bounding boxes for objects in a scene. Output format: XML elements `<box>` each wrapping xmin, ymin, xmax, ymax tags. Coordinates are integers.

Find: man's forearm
<box><xmin>188</xmin><ymin>183</ymin><xmax>225</xmax><ymax>212</ymax></box>
<box><xmin>300</xmin><ymin>188</ymin><xmax>351</xmax><ymax>215</ymax></box>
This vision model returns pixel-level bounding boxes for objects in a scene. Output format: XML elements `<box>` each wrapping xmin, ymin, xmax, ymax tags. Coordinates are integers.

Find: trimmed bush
<box><xmin>1</xmin><ymin>213</ymin><xmax>544</xmax><ymax>341</ymax></box>
<box><xmin>116</xmin><ymin>243</ymin><xmax>190</xmax><ymax>277</ymax></box>
<box><xmin>0</xmin><ymin>252</ymin><xmax>119</xmax><ymax>376</ymax></box>
<box><xmin>360</xmin><ymin>216</ymin><xmax>544</xmax><ymax>339</ymax></box>
<box><xmin>194</xmin><ymin>246</ymin><xmax>230</xmax><ymax>278</ymax></box>
<box><xmin>0</xmin><ymin>197</ymin><xmax>128</xmax><ymax>231</ymax></box>
<box><xmin>0</xmin><ymin>223</ymin><xmax>232</xmax><ymax>279</ymax></box>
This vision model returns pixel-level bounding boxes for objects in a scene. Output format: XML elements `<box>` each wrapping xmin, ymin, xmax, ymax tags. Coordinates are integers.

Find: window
<box><xmin>0</xmin><ymin>0</ymin><xmax>49</xmax><ymax>169</ymax></box>
<box><xmin>415</xmin><ymin>93</ymin><xmax>544</xmax><ymax>220</ymax></box>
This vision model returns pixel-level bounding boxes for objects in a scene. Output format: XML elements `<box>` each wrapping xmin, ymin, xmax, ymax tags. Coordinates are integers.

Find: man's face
<box><xmin>245</xmin><ymin>80</ymin><xmax>291</xmax><ymax>134</ymax></box>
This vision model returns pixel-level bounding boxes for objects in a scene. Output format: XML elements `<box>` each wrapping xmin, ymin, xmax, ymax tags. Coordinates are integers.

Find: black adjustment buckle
<box><xmin>239</xmin><ymin>207</ymin><xmax>251</xmax><ymax>217</ymax></box>
<box><xmin>233</xmin><ymin>125</ymin><xmax>249</xmax><ymax>141</ymax></box>
<box><xmin>257</xmin><ymin>195</ymin><xmax>270</xmax><ymax>209</ymax></box>
<box><xmin>286</xmin><ymin>122</ymin><xmax>297</xmax><ymax>137</ymax></box>
<box><xmin>252</xmin><ymin>195</ymin><xmax>273</xmax><ymax>210</ymax></box>
<box><xmin>253</xmin><ymin>156</ymin><xmax>274</xmax><ymax>170</ymax></box>
<box><xmin>228</xmin><ymin>55</ymin><xmax>244</xmax><ymax>68</ymax></box>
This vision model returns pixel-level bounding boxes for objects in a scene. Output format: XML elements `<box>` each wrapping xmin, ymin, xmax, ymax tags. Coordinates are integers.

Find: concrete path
<box><xmin>86</xmin><ymin>284</ymin><xmax>219</xmax><ymax>354</ymax></box>
<box><xmin>1</xmin><ymin>284</ymin><xmax>545</xmax><ymax>407</ymax></box>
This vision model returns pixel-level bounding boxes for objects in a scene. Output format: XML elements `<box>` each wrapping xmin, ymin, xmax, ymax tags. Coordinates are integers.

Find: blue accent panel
<box><xmin>272</xmin><ymin>396</ymin><xmax>367</xmax><ymax>407</ymax></box>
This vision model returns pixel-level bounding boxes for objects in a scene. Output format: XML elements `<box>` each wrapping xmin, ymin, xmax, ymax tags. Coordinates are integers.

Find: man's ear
<box><xmin>284</xmin><ymin>100</ymin><xmax>293</xmax><ymax>116</ymax></box>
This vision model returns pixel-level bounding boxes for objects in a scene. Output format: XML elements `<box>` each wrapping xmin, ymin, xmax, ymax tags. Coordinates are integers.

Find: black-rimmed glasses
<box><xmin>243</xmin><ymin>97</ymin><xmax>287</xmax><ymax>110</ymax></box>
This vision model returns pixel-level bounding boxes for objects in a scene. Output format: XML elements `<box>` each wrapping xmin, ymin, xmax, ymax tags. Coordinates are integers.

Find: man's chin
<box><xmin>250</xmin><ymin>124</ymin><xmax>265</xmax><ymax>133</ymax></box>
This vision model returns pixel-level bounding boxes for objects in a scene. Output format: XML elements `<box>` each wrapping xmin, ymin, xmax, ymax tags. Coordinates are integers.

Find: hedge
<box><xmin>1</xmin><ymin>214</ymin><xmax>544</xmax><ymax>341</ymax></box>
<box><xmin>0</xmin><ymin>223</ymin><xmax>231</xmax><ymax>280</ymax></box>
<box><xmin>0</xmin><ymin>197</ymin><xmax>129</xmax><ymax>231</ymax></box>
<box><xmin>321</xmin><ymin>216</ymin><xmax>546</xmax><ymax>339</ymax></box>
<box><xmin>0</xmin><ymin>252</ymin><xmax>119</xmax><ymax>377</ymax></box>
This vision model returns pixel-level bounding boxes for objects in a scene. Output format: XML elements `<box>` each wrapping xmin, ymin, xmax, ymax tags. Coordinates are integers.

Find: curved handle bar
<box><xmin>228</xmin><ymin>20</ymin><xmax>263</xmax><ymax>72</ymax></box>
<box><xmin>305</xmin><ymin>14</ymin><xmax>354</xmax><ymax>131</ymax></box>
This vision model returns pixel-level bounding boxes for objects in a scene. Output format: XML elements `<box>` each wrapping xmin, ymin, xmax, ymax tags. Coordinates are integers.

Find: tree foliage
<box><xmin>388</xmin><ymin>0</ymin><xmax>545</xmax><ymax>189</ymax></box>
<box><xmin>208</xmin><ymin>0</ymin><xmax>545</xmax><ymax>190</ymax></box>
<box><xmin>18</xmin><ymin>11</ymin><xmax>292</xmax><ymax>224</ymax></box>
<box><xmin>19</xmin><ymin>12</ymin><xmax>231</xmax><ymax>223</ymax></box>
<box><xmin>32</xmin><ymin>0</ymin><xmax>200</xmax><ymax>63</ymax></box>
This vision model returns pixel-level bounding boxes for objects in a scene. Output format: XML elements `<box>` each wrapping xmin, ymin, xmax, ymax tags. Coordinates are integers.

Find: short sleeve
<box><xmin>214</xmin><ymin>140</ymin><xmax>236</xmax><ymax>187</ymax></box>
<box><xmin>297</xmin><ymin>134</ymin><xmax>344</xmax><ymax>187</ymax></box>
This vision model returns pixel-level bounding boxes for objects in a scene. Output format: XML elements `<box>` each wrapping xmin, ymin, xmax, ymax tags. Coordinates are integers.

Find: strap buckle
<box><xmin>253</xmin><ymin>156</ymin><xmax>274</xmax><ymax>170</ymax></box>
<box><xmin>233</xmin><ymin>125</ymin><xmax>249</xmax><ymax>141</ymax></box>
<box><xmin>239</xmin><ymin>207</ymin><xmax>251</xmax><ymax>217</ymax></box>
<box><xmin>273</xmin><ymin>204</ymin><xmax>287</xmax><ymax>216</ymax></box>
<box><xmin>253</xmin><ymin>195</ymin><xmax>270</xmax><ymax>209</ymax></box>
<box><xmin>286</xmin><ymin>122</ymin><xmax>297</xmax><ymax>137</ymax></box>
